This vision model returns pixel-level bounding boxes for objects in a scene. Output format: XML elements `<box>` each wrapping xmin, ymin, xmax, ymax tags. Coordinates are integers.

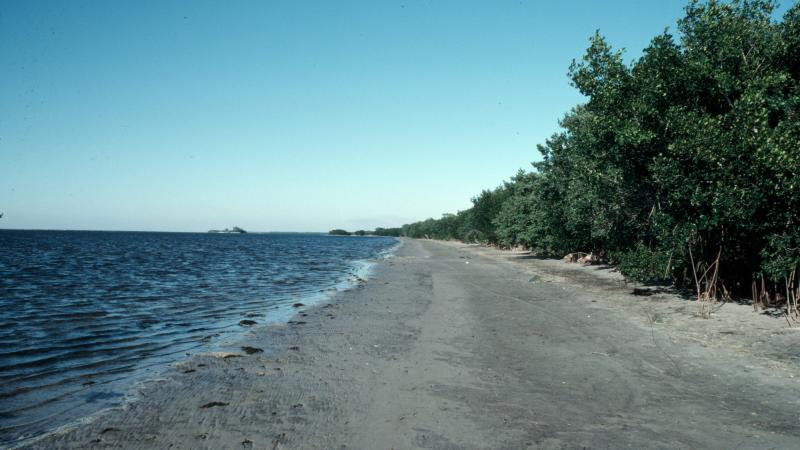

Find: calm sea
<box><xmin>0</xmin><ymin>230</ymin><xmax>398</xmax><ymax>446</ymax></box>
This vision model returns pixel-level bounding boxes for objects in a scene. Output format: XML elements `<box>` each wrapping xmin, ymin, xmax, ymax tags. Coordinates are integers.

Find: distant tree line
<box><xmin>328</xmin><ymin>227</ymin><xmax>402</xmax><ymax>237</ymax></box>
<box><xmin>400</xmin><ymin>0</ymin><xmax>800</xmax><ymax>311</ymax></box>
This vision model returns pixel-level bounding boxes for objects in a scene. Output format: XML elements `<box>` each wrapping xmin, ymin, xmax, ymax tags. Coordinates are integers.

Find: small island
<box><xmin>208</xmin><ymin>226</ymin><xmax>247</xmax><ymax>234</ymax></box>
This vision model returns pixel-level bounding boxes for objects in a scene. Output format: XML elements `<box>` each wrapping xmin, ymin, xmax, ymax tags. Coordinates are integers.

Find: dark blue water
<box><xmin>0</xmin><ymin>230</ymin><xmax>397</xmax><ymax>445</ymax></box>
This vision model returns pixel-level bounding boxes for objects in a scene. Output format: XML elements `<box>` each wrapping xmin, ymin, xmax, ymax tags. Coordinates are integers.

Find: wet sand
<box><xmin>24</xmin><ymin>239</ymin><xmax>800</xmax><ymax>449</ymax></box>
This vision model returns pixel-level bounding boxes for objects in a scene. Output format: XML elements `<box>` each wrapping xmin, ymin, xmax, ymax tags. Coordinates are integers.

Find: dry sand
<box><xmin>22</xmin><ymin>239</ymin><xmax>800</xmax><ymax>449</ymax></box>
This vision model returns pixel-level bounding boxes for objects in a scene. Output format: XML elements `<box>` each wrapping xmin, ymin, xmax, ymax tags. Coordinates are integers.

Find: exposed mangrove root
<box><xmin>751</xmin><ymin>267</ymin><xmax>800</xmax><ymax>326</ymax></box>
<box><xmin>689</xmin><ymin>244</ymin><xmax>724</xmax><ymax>319</ymax></box>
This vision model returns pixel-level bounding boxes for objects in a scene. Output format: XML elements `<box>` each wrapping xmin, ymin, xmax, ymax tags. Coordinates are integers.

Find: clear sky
<box><xmin>2</xmin><ymin>0</ymin><xmax>787</xmax><ymax>232</ymax></box>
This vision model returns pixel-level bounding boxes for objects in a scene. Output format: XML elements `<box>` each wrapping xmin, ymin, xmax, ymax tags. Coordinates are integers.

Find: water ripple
<box><xmin>0</xmin><ymin>230</ymin><xmax>396</xmax><ymax>445</ymax></box>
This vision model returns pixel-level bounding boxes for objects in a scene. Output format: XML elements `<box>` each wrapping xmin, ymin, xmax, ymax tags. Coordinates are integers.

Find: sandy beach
<box><xmin>25</xmin><ymin>238</ymin><xmax>800</xmax><ymax>449</ymax></box>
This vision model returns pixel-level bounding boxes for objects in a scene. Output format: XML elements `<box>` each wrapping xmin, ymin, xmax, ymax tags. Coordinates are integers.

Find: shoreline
<box><xmin>23</xmin><ymin>238</ymin><xmax>800</xmax><ymax>449</ymax></box>
<box><xmin>5</xmin><ymin>238</ymin><xmax>401</xmax><ymax>450</ymax></box>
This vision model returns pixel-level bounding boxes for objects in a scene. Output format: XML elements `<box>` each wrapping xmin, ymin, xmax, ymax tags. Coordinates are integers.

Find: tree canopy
<box><xmin>400</xmin><ymin>0</ymin><xmax>800</xmax><ymax>301</ymax></box>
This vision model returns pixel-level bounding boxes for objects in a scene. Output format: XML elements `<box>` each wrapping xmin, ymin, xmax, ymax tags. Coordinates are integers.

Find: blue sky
<box><xmin>1</xmin><ymin>1</ymin><xmax>789</xmax><ymax>232</ymax></box>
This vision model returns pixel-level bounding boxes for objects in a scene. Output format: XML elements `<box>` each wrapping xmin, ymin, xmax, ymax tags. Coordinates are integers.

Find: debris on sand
<box><xmin>563</xmin><ymin>252</ymin><xmax>600</xmax><ymax>265</ymax></box>
<box><xmin>578</xmin><ymin>253</ymin><xmax>600</xmax><ymax>265</ymax></box>
<box><xmin>562</xmin><ymin>252</ymin><xmax>585</xmax><ymax>263</ymax></box>
<box><xmin>200</xmin><ymin>401</ymin><xmax>229</xmax><ymax>409</ymax></box>
<box><xmin>198</xmin><ymin>351</ymin><xmax>242</xmax><ymax>359</ymax></box>
<box><xmin>241</xmin><ymin>346</ymin><xmax>264</xmax><ymax>355</ymax></box>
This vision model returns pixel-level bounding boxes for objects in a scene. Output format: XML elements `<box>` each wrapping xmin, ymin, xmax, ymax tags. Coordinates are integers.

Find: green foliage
<box><xmin>372</xmin><ymin>227</ymin><xmax>402</xmax><ymax>237</ymax></box>
<box><xmin>402</xmin><ymin>212</ymin><xmax>467</xmax><ymax>240</ymax></box>
<box><xmin>400</xmin><ymin>187</ymin><xmax>509</xmax><ymax>243</ymax></box>
<box><xmin>612</xmin><ymin>243</ymin><xmax>674</xmax><ymax>284</ymax></box>
<box><xmin>469</xmin><ymin>187</ymin><xmax>510</xmax><ymax>243</ymax></box>
<box><xmin>400</xmin><ymin>0</ymin><xmax>800</xmax><ymax>294</ymax></box>
<box><xmin>328</xmin><ymin>227</ymin><xmax>402</xmax><ymax>237</ymax></box>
